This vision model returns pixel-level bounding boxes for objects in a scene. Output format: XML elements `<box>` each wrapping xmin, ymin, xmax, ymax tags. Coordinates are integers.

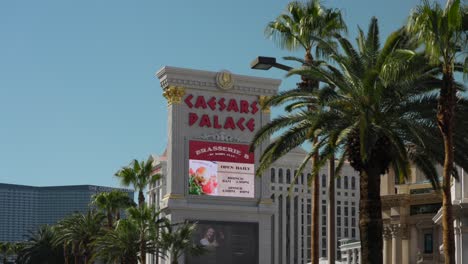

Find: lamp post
<box><xmin>250</xmin><ymin>56</ymin><xmax>293</xmax><ymax>71</ymax></box>
<box><xmin>251</xmin><ymin>56</ymin><xmax>337</xmax><ymax>264</ymax></box>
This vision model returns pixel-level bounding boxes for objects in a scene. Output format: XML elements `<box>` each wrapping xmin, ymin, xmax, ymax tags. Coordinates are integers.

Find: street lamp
<box><xmin>250</xmin><ymin>56</ymin><xmax>293</xmax><ymax>71</ymax></box>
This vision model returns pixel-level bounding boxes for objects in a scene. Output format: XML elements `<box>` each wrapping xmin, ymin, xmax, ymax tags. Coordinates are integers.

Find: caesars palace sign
<box><xmin>184</xmin><ymin>94</ymin><xmax>259</xmax><ymax>132</ymax></box>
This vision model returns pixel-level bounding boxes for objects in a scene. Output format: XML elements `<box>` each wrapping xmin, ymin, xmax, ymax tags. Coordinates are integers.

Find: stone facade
<box><xmin>150</xmin><ymin>66</ymin><xmax>281</xmax><ymax>264</ymax></box>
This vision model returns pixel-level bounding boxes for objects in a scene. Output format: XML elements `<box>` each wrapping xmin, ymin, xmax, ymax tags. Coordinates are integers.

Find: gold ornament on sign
<box><xmin>258</xmin><ymin>95</ymin><xmax>272</xmax><ymax>113</ymax></box>
<box><xmin>163</xmin><ymin>86</ymin><xmax>185</xmax><ymax>105</ymax></box>
<box><xmin>216</xmin><ymin>70</ymin><xmax>234</xmax><ymax>90</ymax></box>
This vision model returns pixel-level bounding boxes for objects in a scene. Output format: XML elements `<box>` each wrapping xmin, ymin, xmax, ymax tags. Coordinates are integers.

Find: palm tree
<box><xmin>115</xmin><ymin>156</ymin><xmax>161</xmax><ymax>208</ymax></box>
<box><xmin>159</xmin><ymin>221</ymin><xmax>205</xmax><ymax>264</ymax></box>
<box><xmin>55</xmin><ymin>211</ymin><xmax>105</xmax><ymax>264</ymax></box>
<box><xmin>125</xmin><ymin>204</ymin><xmax>164</xmax><ymax>264</ymax></box>
<box><xmin>93</xmin><ymin>219</ymin><xmax>140</xmax><ymax>264</ymax></box>
<box><xmin>407</xmin><ymin>1</ymin><xmax>467</xmax><ymax>262</ymax></box>
<box><xmin>254</xmin><ymin>18</ymin><xmax>468</xmax><ymax>264</ymax></box>
<box><xmin>265</xmin><ymin>1</ymin><xmax>346</xmax><ymax>262</ymax></box>
<box><xmin>92</xmin><ymin>190</ymin><xmax>136</xmax><ymax>228</ymax></box>
<box><xmin>16</xmin><ymin>225</ymin><xmax>64</xmax><ymax>264</ymax></box>
<box><xmin>0</xmin><ymin>242</ymin><xmax>11</xmax><ymax>264</ymax></box>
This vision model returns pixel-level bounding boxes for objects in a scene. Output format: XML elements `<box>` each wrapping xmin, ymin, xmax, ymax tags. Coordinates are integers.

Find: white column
<box><xmin>282</xmin><ymin>194</ymin><xmax>287</xmax><ymax>264</ymax></box>
<box><xmin>391</xmin><ymin>225</ymin><xmax>401</xmax><ymax>264</ymax></box>
<box><xmin>297</xmin><ymin>194</ymin><xmax>302</xmax><ymax>264</ymax></box>
<box><xmin>383</xmin><ymin>226</ymin><xmax>392</xmax><ymax>264</ymax></box>
<box><xmin>274</xmin><ymin>192</ymin><xmax>279</xmax><ymax>264</ymax></box>
<box><xmin>352</xmin><ymin>249</ymin><xmax>357</xmax><ymax>264</ymax></box>
<box><xmin>400</xmin><ymin>225</ymin><xmax>409</xmax><ymax>264</ymax></box>
<box><xmin>290</xmin><ymin>194</ymin><xmax>295</xmax><ymax>264</ymax></box>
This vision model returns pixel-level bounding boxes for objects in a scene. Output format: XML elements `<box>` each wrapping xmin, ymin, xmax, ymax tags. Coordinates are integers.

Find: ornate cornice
<box><xmin>162</xmin><ymin>86</ymin><xmax>185</xmax><ymax>105</ymax></box>
<box><xmin>156</xmin><ymin>66</ymin><xmax>281</xmax><ymax>96</ymax></box>
<box><xmin>196</xmin><ymin>132</ymin><xmax>242</xmax><ymax>143</ymax></box>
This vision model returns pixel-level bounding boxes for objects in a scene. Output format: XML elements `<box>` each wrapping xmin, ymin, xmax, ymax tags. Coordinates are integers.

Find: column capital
<box><xmin>163</xmin><ymin>86</ymin><xmax>185</xmax><ymax>105</ymax></box>
<box><xmin>383</xmin><ymin>225</ymin><xmax>393</xmax><ymax>240</ymax></box>
<box><xmin>258</xmin><ymin>95</ymin><xmax>272</xmax><ymax>113</ymax></box>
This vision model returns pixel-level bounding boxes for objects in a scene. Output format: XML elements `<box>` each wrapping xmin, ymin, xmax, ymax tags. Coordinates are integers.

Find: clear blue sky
<box><xmin>0</xmin><ymin>0</ymin><xmax>445</xmax><ymax>188</ymax></box>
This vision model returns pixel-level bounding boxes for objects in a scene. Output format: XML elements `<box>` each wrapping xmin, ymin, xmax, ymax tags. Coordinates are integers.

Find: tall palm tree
<box><xmin>92</xmin><ymin>190</ymin><xmax>136</xmax><ymax>228</ymax></box>
<box><xmin>159</xmin><ymin>221</ymin><xmax>205</xmax><ymax>264</ymax></box>
<box><xmin>16</xmin><ymin>225</ymin><xmax>64</xmax><ymax>264</ymax></box>
<box><xmin>55</xmin><ymin>211</ymin><xmax>105</xmax><ymax>264</ymax></box>
<box><xmin>254</xmin><ymin>18</ymin><xmax>468</xmax><ymax>264</ymax></box>
<box><xmin>407</xmin><ymin>1</ymin><xmax>467</xmax><ymax>263</ymax></box>
<box><xmin>265</xmin><ymin>1</ymin><xmax>346</xmax><ymax>262</ymax></box>
<box><xmin>93</xmin><ymin>219</ymin><xmax>140</xmax><ymax>264</ymax></box>
<box><xmin>125</xmin><ymin>204</ymin><xmax>164</xmax><ymax>264</ymax></box>
<box><xmin>115</xmin><ymin>156</ymin><xmax>161</xmax><ymax>208</ymax></box>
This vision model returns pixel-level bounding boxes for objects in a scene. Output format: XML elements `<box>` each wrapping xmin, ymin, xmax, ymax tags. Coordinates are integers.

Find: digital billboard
<box><xmin>186</xmin><ymin>221</ymin><xmax>259</xmax><ymax>264</ymax></box>
<box><xmin>188</xmin><ymin>140</ymin><xmax>254</xmax><ymax>198</ymax></box>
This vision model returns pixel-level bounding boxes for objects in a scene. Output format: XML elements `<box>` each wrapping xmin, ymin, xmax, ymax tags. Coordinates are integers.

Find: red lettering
<box><xmin>224</xmin><ymin>117</ymin><xmax>236</xmax><ymax>130</ymax></box>
<box><xmin>246</xmin><ymin>118</ymin><xmax>255</xmax><ymax>132</ymax></box>
<box><xmin>207</xmin><ymin>97</ymin><xmax>217</xmax><ymax>110</ymax></box>
<box><xmin>199</xmin><ymin>114</ymin><xmax>211</xmax><ymax>127</ymax></box>
<box><xmin>218</xmin><ymin>98</ymin><xmax>226</xmax><ymax>111</ymax></box>
<box><xmin>184</xmin><ymin>94</ymin><xmax>194</xmax><ymax>108</ymax></box>
<box><xmin>250</xmin><ymin>101</ymin><xmax>259</xmax><ymax>114</ymax></box>
<box><xmin>237</xmin><ymin>117</ymin><xmax>245</xmax><ymax>131</ymax></box>
<box><xmin>240</xmin><ymin>100</ymin><xmax>249</xmax><ymax>113</ymax></box>
<box><xmin>195</xmin><ymin>96</ymin><xmax>207</xmax><ymax>109</ymax></box>
<box><xmin>227</xmin><ymin>99</ymin><xmax>239</xmax><ymax>112</ymax></box>
<box><xmin>213</xmin><ymin>115</ymin><xmax>222</xmax><ymax>129</ymax></box>
<box><xmin>189</xmin><ymin>113</ymin><xmax>198</xmax><ymax>126</ymax></box>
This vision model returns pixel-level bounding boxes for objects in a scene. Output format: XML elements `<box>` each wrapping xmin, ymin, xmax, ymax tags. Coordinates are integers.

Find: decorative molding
<box><xmin>383</xmin><ymin>225</ymin><xmax>393</xmax><ymax>240</ymax></box>
<box><xmin>162</xmin><ymin>193</ymin><xmax>185</xmax><ymax>200</ymax></box>
<box><xmin>162</xmin><ymin>86</ymin><xmax>185</xmax><ymax>105</ymax></box>
<box><xmin>156</xmin><ymin>66</ymin><xmax>281</xmax><ymax>96</ymax></box>
<box><xmin>216</xmin><ymin>70</ymin><xmax>235</xmax><ymax>90</ymax></box>
<box><xmin>258</xmin><ymin>95</ymin><xmax>272</xmax><ymax>113</ymax></box>
<box><xmin>197</xmin><ymin>132</ymin><xmax>242</xmax><ymax>143</ymax></box>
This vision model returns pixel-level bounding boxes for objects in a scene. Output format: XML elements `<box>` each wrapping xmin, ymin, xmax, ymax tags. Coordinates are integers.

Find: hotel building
<box><xmin>0</xmin><ymin>183</ymin><xmax>133</xmax><ymax>242</ymax></box>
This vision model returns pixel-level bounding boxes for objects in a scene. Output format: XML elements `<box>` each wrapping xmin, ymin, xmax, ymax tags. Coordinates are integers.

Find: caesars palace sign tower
<box><xmin>155</xmin><ymin>66</ymin><xmax>281</xmax><ymax>264</ymax></box>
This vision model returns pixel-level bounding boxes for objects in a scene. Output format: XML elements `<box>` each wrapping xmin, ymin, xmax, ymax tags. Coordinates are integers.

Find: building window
<box><xmin>424</xmin><ymin>233</ymin><xmax>433</xmax><ymax>253</ymax></box>
<box><xmin>345</xmin><ymin>217</ymin><xmax>348</xmax><ymax>227</ymax></box>
<box><xmin>286</xmin><ymin>169</ymin><xmax>291</xmax><ymax>184</ymax></box>
<box><xmin>337</xmin><ymin>206</ymin><xmax>341</xmax><ymax>216</ymax></box>
<box><xmin>322</xmin><ymin>205</ymin><xmax>326</xmax><ymax>215</ymax></box>
<box><xmin>351</xmin><ymin>177</ymin><xmax>356</xmax><ymax>190</ymax></box>
<box><xmin>271</xmin><ymin>168</ymin><xmax>275</xmax><ymax>183</ymax></box>
<box><xmin>279</xmin><ymin>168</ymin><xmax>283</xmax><ymax>183</ymax></box>
<box><xmin>337</xmin><ymin>177</ymin><xmax>341</xmax><ymax>189</ymax></box>
<box><xmin>352</xmin><ymin>207</ymin><xmax>356</xmax><ymax>217</ymax></box>
<box><xmin>322</xmin><ymin>174</ymin><xmax>326</xmax><ymax>188</ymax></box>
<box><xmin>345</xmin><ymin>207</ymin><xmax>349</xmax><ymax>216</ymax></box>
<box><xmin>352</xmin><ymin>228</ymin><xmax>356</xmax><ymax>238</ymax></box>
<box><xmin>322</xmin><ymin>216</ymin><xmax>326</xmax><ymax>224</ymax></box>
<box><xmin>337</xmin><ymin>217</ymin><xmax>341</xmax><ymax>226</ymax></box>
<box><xmin>322</xmin><ymin>227</ymin><xmax>326</xmax><ymax>236</ymax></box>
<box><xmin>351</xmin><ymin>218</ymin><xmax>356</xmax><ymax>227</ymax></box>
<box><xmin>344</xmin><ymin>228</ymin><xmax>349</xmax><ymax>237</ymax></box>
<box><xmin>344</xmin><ymin>176</ymin><xmax>349</xmax><ymax>189</ymax></box>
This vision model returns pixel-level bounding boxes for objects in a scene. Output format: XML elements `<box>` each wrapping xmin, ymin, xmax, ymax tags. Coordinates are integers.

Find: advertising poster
<box><xmin>186</xmin><ymin>221</ymin><xmax>258</xmax><ymax>264</ymax></box>
<box><xmin>188</xmin><ymin>140</ymin><xmax>255</xmax><ymax>198</ymax></box>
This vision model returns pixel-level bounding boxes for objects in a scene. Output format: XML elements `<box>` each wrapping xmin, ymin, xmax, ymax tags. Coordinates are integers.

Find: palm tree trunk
<box><xmin>107</xmin><ymin>211</ymin><xmax>114</xmax><ymax>228</ymax></box>
<box><xmin>438</xmin><ymin>69</ymin><xmax>456</xmax><ymax>264</ymax></box>
<box><xmin>359</xmin><ymin>166</ymin><xmax>383</xmax><ymax>264</ymax></box>
<box><xmin>327</xmin><ymin>157</ymin><xmax>336</xmax><ymax>263</ymax></box>
<box><xmin>140</xmin><ymin>237</ymin><xmax>146</xmax><ymax>264</ymax></box>
<box><xmin>311</xmin><ymin>136</ymin><xmax>320</xmax><ymax>264</ymax></box>
<box><xmin>138</xmin><ymin>191</ymin><xmax>145</xmax><ymax>208</ymax></box>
